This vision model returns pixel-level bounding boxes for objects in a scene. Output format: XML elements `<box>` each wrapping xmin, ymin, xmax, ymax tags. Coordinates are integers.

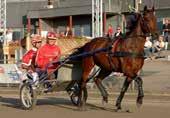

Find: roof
<box><xmin>7</xmin><ymin>0</ymin><xmax>46</xmax><ymax>3</ymax></box>
<box><xmin>27</xmin><ymin>5</ymin><xmax>92</xmax><ymax>18</ymax></box>
<box><xmin>142</xmin><ymin>0</ymin><xmax>170</xmax><ymax>9</ymax></box>
<box><xmin>6</xmin><ymin>1</ymin><xmax>47</xmax><ymax>27</ymax></box>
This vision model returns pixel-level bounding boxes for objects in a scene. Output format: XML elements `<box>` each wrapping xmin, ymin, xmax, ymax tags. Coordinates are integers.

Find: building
<box><xmin>6</xmin><ymin>0</ymin><xmax>170</xmax><ymax>39</ymax></box>
<box><xmin>7</xmin><ymin>0</ymin><xmax>135</xmax><ymax>39</ymax></box>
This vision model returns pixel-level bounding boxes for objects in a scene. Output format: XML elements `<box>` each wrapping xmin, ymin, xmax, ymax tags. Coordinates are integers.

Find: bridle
<box><xmin>139</xmin><ymin>12</ymin><xmax>151</xmax><ymax>37</ymax></box>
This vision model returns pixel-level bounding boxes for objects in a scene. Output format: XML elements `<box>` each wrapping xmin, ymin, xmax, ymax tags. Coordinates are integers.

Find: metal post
<box><xmin>27</xmin><ymin>18</ymin><xmax>31</xmax><ymax>50</ymax></box>
<box><xmin>69</xmin><ymin>16</ymin><xmax>72</xmax><ymax>30</ymax></box>
<box><xmin>135</xmin><ymin>0</ymin><xmax>142</xmax><ymax>12</ymax></box>
<box><xmin>92</xmin><ymin>0</ymin><xmax>94</xmax><ymax>37</ymax></box>
<box><xmin>135</xmin><ymin>0</ymin><xmax>139</xmax><ymax>12</ymax></box>
<box><xmin>38</xmin><ymin>18</ymin><xmax>42</xmax><ymax>35</ymax></box>
<box><xmin>27</xmin><ymin>18</ymin><xmax>31</xmax><ymax>34</ymax></box>
<box><xmin>95</xmin><ymin>0</ymin><xmax>99</xmax><ymax>37</ymax></box>
<box><xmin>4</xmin><ymin>0</ymin><xmax>6</xmax><ymax>45</ymax></box>
<box><xmin>92</xmin><ymin>0</ymin><xmax>103</xmax><ymax>38</ymax></box>
<box><xmin>100</xmin><ymin>0</ymin><xmax>103</xmax><ymax>36</ymax></box>
<box><xmin>103</xmin><ymin>12</ymin><xmax>106</xmax><ymax>34</ymax></box>
<box><xmin>0</xmin><ymin>0</ymin><xmax>7</xmax><ymax>63</ymax></box>
<box><xmin>0</xmin><ymin>0</ymin><xmax>7</xmax><ymax>43</ymax></box>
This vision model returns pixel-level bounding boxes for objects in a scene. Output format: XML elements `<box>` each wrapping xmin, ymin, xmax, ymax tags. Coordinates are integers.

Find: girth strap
<box><xmin>109</xmin><ymin>51</ymin><xmax>145</xmax><ymax>58</ymax></box>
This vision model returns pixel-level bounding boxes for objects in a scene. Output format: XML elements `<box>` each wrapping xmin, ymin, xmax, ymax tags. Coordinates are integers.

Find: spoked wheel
<box><xmin>68</xmin><ymin>82</ymin><xmax>87</xmax><ymax>106</ymax></box>
<box><xmin>70</xmin><ymin>93</ymin><xmax>80</xmax><ymax>106</ymax></box>
<box><xmin>20</xmin><ymin>83</ymin><xmax>37</xmax><ymax>110</ymax></box>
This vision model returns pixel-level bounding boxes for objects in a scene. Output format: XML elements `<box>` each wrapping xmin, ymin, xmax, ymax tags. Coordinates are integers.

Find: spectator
<box><xmin>162</xmin><ymin>19</ymin><xmax>170</xmax><ymax>50</ymax></box>
<box><xmin>60</xmin><ymin>31</ymin><xmax>65</xmax><ymax>37</ymax></box>
<box><xmin>114</xmin><ymin>26</ymin><xmax>123</xmax><ymax>38</ymax></box>
<box><xmin>64</xmin><ymin>26</ymin><xmax>72</xmax><ymax>38</ymax></box>
<box><xmin>6</xmin><ymin>28</ymin><xmax>13</xmax><ymax>44</ymax></box>
<box><xmin>152</xmin><ymin>35</ymin><xmax>165</xmax><ymax>53</ymax></box>
<box><xmin>144</xmin><ymin>36</ymin><xmax>152</xmax><ymax>58</ymax></box>
<box><xmin>106</xmin><ymin>24</ymin><xmax>114</xmax><ymax>38</ymax></box>
<box><xmin>35</xmin><ymin>31</ymin><xmax>61</xmax><ymax>79</ymax></box>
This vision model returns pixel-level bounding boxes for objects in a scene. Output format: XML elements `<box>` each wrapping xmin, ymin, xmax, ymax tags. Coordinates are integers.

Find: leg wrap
<box><xmin>96</xmin><ymin>80</ymin><xmax>108</xmax><ymax>98</ymax></box>
<box><xmin>135</xmin><ymin>77</ymin><xmax>144</xmax><ymax>98</ymax></box>
<box><xmin>116</xmin><ymin>78</ymin><xmax>131</xmax><ymax>107</ymax></box>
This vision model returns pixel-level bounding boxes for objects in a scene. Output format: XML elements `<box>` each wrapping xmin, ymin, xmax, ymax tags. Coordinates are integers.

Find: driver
<box><xmin>35</xmin><ymin>31</ymin><xmax>61</xmax><ymax>79</ymax></box>
<box><xmin>22</xmin><ymin>34</ymin><xmax>42</xmax><ymax>82</ymax></box>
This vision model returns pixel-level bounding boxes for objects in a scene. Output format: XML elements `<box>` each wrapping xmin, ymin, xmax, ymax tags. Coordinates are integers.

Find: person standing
<box><xmin>64</xmin><ymin>26</ymin><xmax>72</xmax><ymax>38</ymax></box>
<box><xmin>106</xmin><ymin>24</ymin><xmax>114</xmax><ymax>38</ymax></box>
<box><xmin>162</xmin><ymin>19</ymin><xmax>170</xmax><ymax>50</ymax></box>
<box><xmin>6</xmin><ymin>28</ymin><xmax>13</xmax><ymax>44</ymax></box>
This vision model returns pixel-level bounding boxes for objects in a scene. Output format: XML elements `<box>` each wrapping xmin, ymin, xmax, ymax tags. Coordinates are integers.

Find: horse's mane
<box><xmin>125</xmin><ymin>12</ymin><xmax>141</xmax><ymax>36</ymax></box>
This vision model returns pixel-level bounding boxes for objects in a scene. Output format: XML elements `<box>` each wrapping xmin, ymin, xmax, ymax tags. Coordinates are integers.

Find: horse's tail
<box><xmin>68</xmin><ymin>45</ymin><xmax>85</xmax><ymax>61</ymax></box>
<box><xmin>67</xmin><ymin>37</ymin><xmax>108</xmax><ymax>61</ymax></box>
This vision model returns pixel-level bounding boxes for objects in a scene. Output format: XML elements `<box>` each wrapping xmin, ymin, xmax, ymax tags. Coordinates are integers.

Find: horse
<box><xmin>75</xmin><ymin>6</ymin><xmax>158</xmax><ymax>111</ymax></box>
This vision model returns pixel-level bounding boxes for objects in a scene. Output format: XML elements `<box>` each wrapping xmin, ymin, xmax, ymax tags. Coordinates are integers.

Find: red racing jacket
<box><xmin>35</xmin><ymin>44</ymin><xmax>61</xmax><ymax>72</ymax></box>
<box><xmin>22</xmin><ymin>48</ymin><xmax>37</xmax><ymax>71</ymax></box>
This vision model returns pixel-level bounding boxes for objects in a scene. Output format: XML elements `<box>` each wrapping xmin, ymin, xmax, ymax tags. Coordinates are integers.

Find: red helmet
<box><xmin>31</xmin><ymin>34</ymin><xmax>42</xmax><ymax>43</ymax></box>
<box><xmin>47</xmin><ymin>32</ymin><xmax>57</xmax><ymax>40</ymax></box>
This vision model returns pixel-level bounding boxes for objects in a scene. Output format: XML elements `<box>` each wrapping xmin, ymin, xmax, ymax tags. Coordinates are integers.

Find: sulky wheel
<box><xmin>69</xmin><ymin>82</ymin><xmax>87</xmax><ymax>106</ymax></box>
<box><xmin>70</xmin><ymin>91</ymin><xmax>80</xmax><ymax>106</ymax></box>
<box><xmin>20</xmin><ymin>83</ymin><xmax>37</xmax><ymax>110</ymax></box>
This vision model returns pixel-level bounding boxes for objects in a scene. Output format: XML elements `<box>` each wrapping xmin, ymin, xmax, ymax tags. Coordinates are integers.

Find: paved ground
<box><xmin>1</xmin><ymin>94</ymin><xmax>170</xmax><ymax>118</ymax></box>
<box><xmin>142</xmin><ymin>50</ymin><xmax>170</xmax><ymax>93</ymax></box>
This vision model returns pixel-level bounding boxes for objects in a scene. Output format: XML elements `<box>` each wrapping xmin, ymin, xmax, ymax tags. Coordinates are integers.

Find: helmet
<box><xmin>31</xmin><ymin>34</ymin><xmax>42</xmax><ymax>43</ymax></box>
<box><xmin>47</xmin><ymin>32</ymin><xmax>57</xmax><ymax>40</ymax></box>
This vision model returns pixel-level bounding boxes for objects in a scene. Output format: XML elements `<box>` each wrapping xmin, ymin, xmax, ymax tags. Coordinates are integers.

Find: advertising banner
<box><xmin>0</xmin><ymin>64</ymin><xmax>21</xmax><ymax>84</ymax></box>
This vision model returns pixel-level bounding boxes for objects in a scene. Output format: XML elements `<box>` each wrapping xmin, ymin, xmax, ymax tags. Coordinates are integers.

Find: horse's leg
<box><xmin>95</xmin><ymin>69</ymin><xmax>111</xmax><ymax>104</ymax></box>
<box><xmin>78</xmin><ymin>57</ymin><xmax>95</xmax><ymax>110</ymax></box>
<box><xmin>135</xmin><ymin>76</ymin><xmax>144</xmax><ymax>108</ymax></box>
<box><xmin>78</xmin><ymin>80</ymin><xmax>88</xmax><ymax>111</ymax></box>
<box><xmin>115</xmin><ymin>77</ymin><xmax>132</xmax><ymax>111</ymax></box>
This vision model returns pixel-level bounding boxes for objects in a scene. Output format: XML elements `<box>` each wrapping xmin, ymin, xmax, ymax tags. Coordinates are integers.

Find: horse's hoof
<box><xmin>103</xmin><ymin>97</ymin><xmax>108</xmax><ymax>103</ymax></box>
<box><xmin>136</xmin><ymin>102</ymin><xmax>142</xmax><ymax>108</ymax></box>
<box><xmin>115</xmin><ymin>108</ymin><xmax>121</xmax><ymax>112</ymax></box>
<box><xmin>77</xmin><ymin>106</ymin><xmax>87</xmax><ymax>111</ymax></box>
<box><xmin>136</xmin><ymin>97</ymin><xmax>143</xmax><ymax>108</ymax></box>
<box><xmin>102</xmin><ymin>99</ymin><xmax>108</xmax><ymax>106</ymax></box>
<box><xmin>126</xmin><ymin>109</ymin><xmax>131</xmax><ymax>113</ymax></box>
<box><xmin>114</xmin><ymin>105</ymin><xmax>122</xmax><ymax>112</ymax></box>
<box><xmin>115</xmin><ymin>108</ymin><xmax>132</xmax><ymax>113</ymax></box>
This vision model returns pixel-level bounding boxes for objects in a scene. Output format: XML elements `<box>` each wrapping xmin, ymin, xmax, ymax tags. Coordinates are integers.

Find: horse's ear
<box><xmin>144</xmin><ymin>6</ymin><xmax>147</xmax><ymax>11</ymax></box>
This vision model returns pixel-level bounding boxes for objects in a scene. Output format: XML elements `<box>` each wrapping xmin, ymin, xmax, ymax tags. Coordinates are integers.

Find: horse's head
<box><xmin>143</xmin><ymin>6</ymin><xmax>158</xmax><ymax>38</ymax></box>
<box><xmin>136</xmin><ymin>13</ymin><xmax>150</xmax><ymax>35</ymax></box>
<box><xmin>126</xmin><ymin>12</ymin><xmax>151</xmax><ymax>36</ymax></box>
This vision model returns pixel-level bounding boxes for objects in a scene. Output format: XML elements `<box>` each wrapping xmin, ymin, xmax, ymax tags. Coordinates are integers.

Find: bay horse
<box><xmin>76</xmin><ymin>6</ymin><xmax>158</xmax><ymax>111</ymax></box>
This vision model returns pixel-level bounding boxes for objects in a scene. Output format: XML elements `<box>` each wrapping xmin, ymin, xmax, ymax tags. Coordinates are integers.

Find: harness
<box><xmin>106</xmin><ymin>36</ymin><xmax>145</xmax><ymax>70</ymax></box>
